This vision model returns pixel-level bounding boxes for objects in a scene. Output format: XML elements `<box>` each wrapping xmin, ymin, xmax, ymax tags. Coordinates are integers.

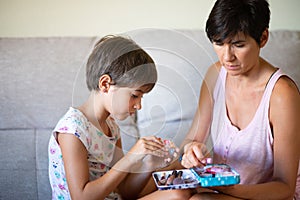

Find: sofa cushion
<box><xmin>0</xmin><ymin>129</ymin><xmax>52</xmax><ymax>199</ymax></box>
<box><xmin>0</xmin><ymin>129</ymin><xmax>37</xmax><ymax>199</ymax></box>
<box><xmin>0</xmin><ymin>129</ymin><xmax>36</xmax><ymax>169</ymax></box>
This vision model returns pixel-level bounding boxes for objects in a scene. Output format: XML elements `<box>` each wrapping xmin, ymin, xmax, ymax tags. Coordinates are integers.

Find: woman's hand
<box><xmin>181</xmin><ymin>141</ymin><xmax>210</xmax><ymax>168</ymax></box>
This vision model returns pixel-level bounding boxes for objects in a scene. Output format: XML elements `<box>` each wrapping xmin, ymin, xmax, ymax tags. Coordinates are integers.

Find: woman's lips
<box><xmin>225</xmin><ymin>64</ymin><xmax>239</xmax><ymax>70</ymax></box>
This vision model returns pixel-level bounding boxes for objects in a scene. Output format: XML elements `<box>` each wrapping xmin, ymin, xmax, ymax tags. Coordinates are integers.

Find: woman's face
<box><xmin>212</xmin><ymin>32</ymin><xmax>262</xmax><ymax>76</ymax></box>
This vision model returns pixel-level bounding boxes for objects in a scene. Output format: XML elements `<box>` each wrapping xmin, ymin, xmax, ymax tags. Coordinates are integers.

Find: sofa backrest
<box><xmin>1</xmin><ymin>30</ymin><xmax>299</xmax><ymax>135</ymax></box>
<box><xmin>0</xmin><ymin>37</ymin><xmax>94</xmax><ymax>130</ymax></box>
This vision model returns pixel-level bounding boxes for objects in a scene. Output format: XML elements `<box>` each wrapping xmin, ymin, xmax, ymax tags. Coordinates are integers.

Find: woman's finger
<box><xmin>192</xmin><ymin>144</ymin><xmax>205</xmax><ymax>161</ymax></box>
<box><xmin>181</xmin><ymin>154</ymin><xmax>194</xmax><ymax>168</ymax></box>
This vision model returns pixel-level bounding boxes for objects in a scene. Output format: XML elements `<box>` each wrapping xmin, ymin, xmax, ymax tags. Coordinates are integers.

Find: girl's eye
<box><xmin>131</xmin><ymin>94</ymin><xmax>139</xmax><ymax>98</ymax></box>
<box><xmin>214</xmin><ymin>41</ymin><xmax>223</xmax><ymax>46</ymax></box>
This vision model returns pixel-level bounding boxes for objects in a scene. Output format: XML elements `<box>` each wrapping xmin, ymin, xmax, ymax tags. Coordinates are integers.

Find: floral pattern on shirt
<box><xmin>48</xmin><ymin>107</ymin><xmax>121</xmax><ymax>200</ymax></box>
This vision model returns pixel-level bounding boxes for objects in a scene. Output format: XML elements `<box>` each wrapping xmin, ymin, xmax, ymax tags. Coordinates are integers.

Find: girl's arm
<box><xmin>119</xmin><ymin>159</ymin><xmax>185</xmax><ymax>199</ymax></box>
<box><xmin>117</xmin><ymin>142</ymin><xmax>185</xmax><ymax>199</ymax></box>
<box><xmin>58</xmin><ymin>134</ymin><xmax>164</xmax><ymax>200</ymax></box>
<box><xmin>115</xmin><ymin>138</ymin><xmax>154</xmax><ymax>200</ymax></box>
<box><xmin>117</xmin><ymin>169</ymin><xmax>153</xmax><ymax>199</ymax></box>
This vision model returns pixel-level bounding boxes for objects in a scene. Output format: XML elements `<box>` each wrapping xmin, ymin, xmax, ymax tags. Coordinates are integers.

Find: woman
<box><xmin>181</xmin><ymin>0</ymin><xmax>300</xmax><ymax>199</ymax></box>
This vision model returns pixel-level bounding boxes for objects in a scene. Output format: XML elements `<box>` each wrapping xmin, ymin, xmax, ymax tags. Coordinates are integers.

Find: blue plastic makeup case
<box><xmin>152</xmin><ymin>164</ymin><xmax>240</xmax><ymax>190</ymax></box>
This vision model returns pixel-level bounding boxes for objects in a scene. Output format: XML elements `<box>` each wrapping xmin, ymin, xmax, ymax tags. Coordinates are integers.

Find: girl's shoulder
<box><xmin>60</xmin><ymin>107</ymin><xmax>87</xmax><ymax>124</ymax></box>
<box><xmin>53</xmin><ymin>107</ymin><xmax>91</xmax><ymax>137</ymax></box>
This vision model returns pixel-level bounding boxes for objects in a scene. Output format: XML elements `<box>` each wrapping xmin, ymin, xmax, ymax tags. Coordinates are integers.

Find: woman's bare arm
<box><xmin>198</xmin><ymin>76</ymin><xmax>300</xmax><ymax>200</ymax></box>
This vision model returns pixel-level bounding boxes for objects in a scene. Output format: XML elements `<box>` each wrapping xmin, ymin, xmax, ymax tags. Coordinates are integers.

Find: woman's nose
<box><xmin>223</xmin><ymin>45</ymin><xmax>235</xmax><ymax>61</ymax></box>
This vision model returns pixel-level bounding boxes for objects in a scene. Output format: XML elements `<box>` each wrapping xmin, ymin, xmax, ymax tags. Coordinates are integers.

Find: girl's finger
<box><xmin>142</xmin><ymin>136</ymin><xmax>164</xmax><ymax>145</ymax></box>
<box><xmin>144</xmin><ymin>147</ymin><xmax>166</xmax><ymax>157</ymax></box>
<box><xmin>141</xmin><ymin>138</ymin><xmax>165</xmax><ymax>150</ymax></box>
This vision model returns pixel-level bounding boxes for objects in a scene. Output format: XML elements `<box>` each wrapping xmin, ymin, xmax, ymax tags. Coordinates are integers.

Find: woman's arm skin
<box><xmin>190</xmin><ymin>76</ymin><xmax>300</xmax><ymax>200</ymax></box>
<box><xmin>181</xmin><ymin>64</ymin><xmax>220</xmax><ymax>168</ymax></box>
<box><xmin>269</xmin><ymin>76</ymin><xmax>300</xmax><ymax>199</ymax></box>
<box><xmin>58</xmin><ymin>134</ymin><xmax>165</xmax><ymax>200</ymax></box>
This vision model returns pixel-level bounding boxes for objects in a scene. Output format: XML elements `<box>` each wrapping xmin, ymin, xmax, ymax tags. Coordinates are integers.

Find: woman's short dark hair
<box><xmin>86</xmin><ymin>35</ymin><xmax>157</xmax><ymax>92</ymax></box>
<box><xmin>206</xmin><ymin>0</ymin><xmax>270</xmax><ymax>44</ymax></box>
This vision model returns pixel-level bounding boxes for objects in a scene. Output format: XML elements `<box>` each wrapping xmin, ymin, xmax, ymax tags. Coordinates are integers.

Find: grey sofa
<box><xmin>1</xmin><ymin>29</ymin><xmax>299</xmax><ymax>199</ymax></box>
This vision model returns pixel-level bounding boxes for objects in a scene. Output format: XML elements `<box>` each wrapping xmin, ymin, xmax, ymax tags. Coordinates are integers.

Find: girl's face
<box><xmin>212</xmin><ymin>32</ymin><xmax>261</xmax><ymax>76</ymax></box>
<box><xmin>106</xmin><ymin>86</ymin><xmax>146</xmax><ymax>120</ymax></box>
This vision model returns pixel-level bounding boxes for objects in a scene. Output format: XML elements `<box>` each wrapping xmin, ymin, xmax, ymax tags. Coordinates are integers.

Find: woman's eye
<box><xmin>131</xmin><ymin>94</ymin><xmax>139</xmax><ymax>98</ymax></box>
<box><xmin>235</xmin><ymin>43</ymin><xmax>245</xmax><ymax>48</ymax></box>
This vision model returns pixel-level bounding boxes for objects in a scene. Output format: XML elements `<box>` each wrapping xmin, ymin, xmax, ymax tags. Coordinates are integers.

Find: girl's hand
<box><xmin>181</xmin><ymin>141</ymin><xmax>210</xmax><ymax>168</ymax></box>
<box><xmin>126</xmin><ymin>136</ymin><xmax>166</xmax><ymax>164</ymax></box>
<box><xmin>141</xmin><ymin>139</ymin><xmax>180</xmax><ymax>172</ymax></box>
<box><xmin>125</xmin><ymin>137</ymin><xmax>180</xmax><ymax>172</ymax></box>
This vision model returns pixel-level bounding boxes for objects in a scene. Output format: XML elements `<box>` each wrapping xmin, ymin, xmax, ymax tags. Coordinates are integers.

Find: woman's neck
<box><xmin>227</xmin><ymin>58</ymin><xmax>275</xmax><ymax>89</ymax></box>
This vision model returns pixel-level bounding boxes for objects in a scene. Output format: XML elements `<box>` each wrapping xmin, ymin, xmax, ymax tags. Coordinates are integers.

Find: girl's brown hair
<box><xmin>86</xmin><ymin>35</ymin><xmax>157</xmax><ymax>92</ymax></box>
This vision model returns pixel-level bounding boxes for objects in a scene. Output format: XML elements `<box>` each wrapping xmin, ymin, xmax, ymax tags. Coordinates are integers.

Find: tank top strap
<box><xmin>261</xmin><ymin>69</ymin><xmax>285</xmax><ymax>108</ymax></box>
<box><xmin>220</xmin><ymin>66</ymin><xmax>227</xmax><ymax>86</ymax></box>
<box><xmin>213</xmin><ymin>66</ymin><xmax>227</xmax><ymax>99</ymax></box>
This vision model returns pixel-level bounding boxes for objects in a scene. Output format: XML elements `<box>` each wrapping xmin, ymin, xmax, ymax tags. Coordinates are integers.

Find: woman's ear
<box><xmin>98</xmin><ymin>74</ymin><xmax>112</xmax><ymax>93</ymax></box>
<box><xmin>259</xmin><ymin>29</ymin><xmax>269</xmax><ymax>48</ymax></box>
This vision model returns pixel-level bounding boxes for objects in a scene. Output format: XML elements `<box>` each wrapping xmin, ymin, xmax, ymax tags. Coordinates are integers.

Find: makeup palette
<box><xmin>152</xmin><ymin>164</ymin><xmax>240</xmax><ymax>190</ymax></box>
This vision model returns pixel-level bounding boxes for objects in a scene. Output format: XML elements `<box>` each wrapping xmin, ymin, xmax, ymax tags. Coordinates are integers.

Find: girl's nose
<box><xmin>134</xmin><ymin>101</ymin><xmax>142</xmax><ymax>110</ymax></box>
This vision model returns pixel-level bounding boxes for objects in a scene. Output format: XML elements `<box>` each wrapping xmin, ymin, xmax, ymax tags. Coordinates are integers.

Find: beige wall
<box><xmin>0</xmin><ymin>0</ymin><xmax>299</xmax><ymax>37</ymax></box>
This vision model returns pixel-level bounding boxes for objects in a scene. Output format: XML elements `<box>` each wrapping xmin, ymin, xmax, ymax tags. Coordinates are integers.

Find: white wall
<box><xmin>0</xmin><ymin>0</ymin><xmax>299</xmax><ymax>37</ymax></box>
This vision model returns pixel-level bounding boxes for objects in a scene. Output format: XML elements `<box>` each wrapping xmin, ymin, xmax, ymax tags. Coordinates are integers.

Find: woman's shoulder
<box><xmin>270</xmin><ymin>71</ymin><xmax>300</xmax><ymax>122</ymax></box>
<box><xmin>204</xmin><ymin>61</ymin><xmax>222</xmax><ymax>91</ymax></box>
<box><xmin>272</xmin><ymin>73</ymin><xmax>299</xmax><ymax>100</ymax></box>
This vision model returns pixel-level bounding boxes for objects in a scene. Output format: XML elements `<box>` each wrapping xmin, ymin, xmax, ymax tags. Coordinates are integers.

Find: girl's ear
<box><xmin>259</xmin><ymin>29</ymin><xmax>269</xmax><ymax>48</ymax></box>
<box><xmin>98</xmin><ymin>74</ymin><xmax>112</xmax><ymax>93</ymax></box>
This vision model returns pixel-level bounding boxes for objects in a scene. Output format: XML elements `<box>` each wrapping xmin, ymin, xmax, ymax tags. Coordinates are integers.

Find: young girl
<box><xmin>48</xmin><ymin>35</ymin><xmax>189</xmax><ymax>200</ymax></box>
